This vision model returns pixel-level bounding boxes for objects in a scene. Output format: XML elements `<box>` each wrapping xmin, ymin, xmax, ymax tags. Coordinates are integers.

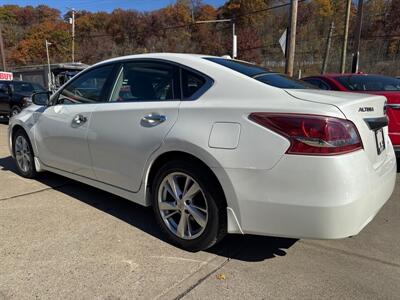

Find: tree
<box><xmin>11</xmin><ymin>21</ymin><xmax>70</xmax><ymax>65</ymax></box>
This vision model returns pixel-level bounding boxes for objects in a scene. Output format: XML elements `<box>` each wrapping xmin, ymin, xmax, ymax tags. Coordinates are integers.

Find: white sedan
<box><xmin>8</xmin><ymin>54</ymin><xmax>396</xmax><ymax>251</ymax></box>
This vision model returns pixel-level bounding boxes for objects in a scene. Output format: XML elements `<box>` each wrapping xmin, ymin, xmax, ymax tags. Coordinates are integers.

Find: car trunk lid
<box><xmin>284</xmin><ymin>89</ymin><xmax>389</xmax><ymax>168</ymax></box>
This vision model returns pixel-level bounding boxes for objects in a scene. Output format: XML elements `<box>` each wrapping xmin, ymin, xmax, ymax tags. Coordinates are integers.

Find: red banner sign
<box><xmin>0</xmin><ymin>72</ymin><xmax>13</xmax><ymax>81</ymax></box>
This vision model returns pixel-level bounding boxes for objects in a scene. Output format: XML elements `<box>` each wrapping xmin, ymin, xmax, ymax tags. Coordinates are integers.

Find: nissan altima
<box><xmin>8</xmin><ymin>54</ymin><xmax>396</xmax><ymax>251</ymax></box>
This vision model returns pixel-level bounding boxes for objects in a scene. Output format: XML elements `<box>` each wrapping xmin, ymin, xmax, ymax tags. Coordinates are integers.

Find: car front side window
<box><xmin>57</xmin><ymin>64</ymin><xmax>114</xmax><ymax>104</ymax></box>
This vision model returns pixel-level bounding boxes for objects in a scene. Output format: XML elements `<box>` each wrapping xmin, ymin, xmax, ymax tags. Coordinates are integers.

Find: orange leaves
<box><xmin>11</xmin><ymin>21</ymin><xmax>70</xmax><ymax>65</ymax></box>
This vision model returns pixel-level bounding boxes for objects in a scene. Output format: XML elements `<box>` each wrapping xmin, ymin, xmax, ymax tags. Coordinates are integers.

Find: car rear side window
<box><xmin>181</xmin><ymin>69</ymin><xmax>206</xmax><ymax>99</ymax></box>
<box><xmin>205</xmin><ymin>57</ymin><xmax>311</xmax><ymax>89</ymax></box>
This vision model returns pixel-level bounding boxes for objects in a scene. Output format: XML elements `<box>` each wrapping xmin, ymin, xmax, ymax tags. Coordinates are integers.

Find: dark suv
<box><xmin>0</xmin><ymin>80</ymin><xmax>46</xmax><ymax>118</ymax></box>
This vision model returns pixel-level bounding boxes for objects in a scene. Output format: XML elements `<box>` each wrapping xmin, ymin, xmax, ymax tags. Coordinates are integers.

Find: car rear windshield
<box><xmin>204</xmin><ymin>57</ymin><xmax>311</xmax><ymax>89</ymax></box>
<box><xmin>335</xmin><ymin>75</ymin><xmax>400</xmax><ymax>91</ymax></box>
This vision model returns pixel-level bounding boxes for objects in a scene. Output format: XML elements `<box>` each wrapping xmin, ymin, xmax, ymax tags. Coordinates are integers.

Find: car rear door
<box><xmin>34</xmin><ymin>63</ymin><xmax>116</xmax><ymax>178</ymax></box>
<box><xmin>88</xmin><ymin>60</ymin><xmax>181</xmax><ymax>192</ymax></box>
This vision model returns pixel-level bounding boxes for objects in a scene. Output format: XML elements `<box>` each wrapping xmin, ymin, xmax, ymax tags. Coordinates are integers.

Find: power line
<box><xmin>162</xmin><ymin>0</ymin><xmax>307</xmax><ymax>30</ymax></box>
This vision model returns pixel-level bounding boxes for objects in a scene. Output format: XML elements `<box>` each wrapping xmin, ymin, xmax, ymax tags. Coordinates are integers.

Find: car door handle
<box><xmin>141</xmin><ymin>114</ymin><xmax>167</xmax><ymax>126</ymax></box>
<box><xmin>72</xmin><ymin>114</ymin><xmax>87</xmax><ymax>125</ymax></box>
<box><xmin>386</xmin><ymin>104</ymin><xmax>400</xmax><ymax>110</ymax></box>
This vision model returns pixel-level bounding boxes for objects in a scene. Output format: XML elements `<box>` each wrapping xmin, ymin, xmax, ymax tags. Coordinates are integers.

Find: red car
<box><xmin>303</xmin><ymin>74</ymin><xmax>400</xmax><ymax>158</ymax></box>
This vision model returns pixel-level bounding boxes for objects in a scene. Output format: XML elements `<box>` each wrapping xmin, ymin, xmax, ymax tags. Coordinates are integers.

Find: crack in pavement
<box><xmin>0</xmin><ymin>183</ymin><xmax>72</xmax><ymax>202</ymax></box>
<box><xmin>174</xmin><ymin>257</ymin><xmax>231</xmax><ymax>300</ymax></box>
<box><xmin>156</xmin><ymin>243</ymin><xmax>248</xmax><ymax>300</ymax></box>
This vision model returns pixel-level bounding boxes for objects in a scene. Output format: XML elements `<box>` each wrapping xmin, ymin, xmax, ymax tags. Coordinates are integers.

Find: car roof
<box><xmin>81</xmin><ymin>53</ymin><xmax>279</xmax><ymax>88</ymax></box>
<box><xmin>95</xmin><ymin>53</ymin><xmax>216</xmax><ymax>66</ymax></box>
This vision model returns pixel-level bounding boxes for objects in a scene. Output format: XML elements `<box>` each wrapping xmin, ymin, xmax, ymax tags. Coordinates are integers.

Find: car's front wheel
<box><xmin>13</xmin><ymin>129</ymin><xmax>37</xmax><ymax>178</ymax></box>
<box><xmin>151</xmin><ymin>160</ymin><xmax>226</xmax><ymax>251</ymax></box>
<box><xmin>10</xmin><ymin>106</ymin><xmax>21</xmax><ymax>118</ymax></box>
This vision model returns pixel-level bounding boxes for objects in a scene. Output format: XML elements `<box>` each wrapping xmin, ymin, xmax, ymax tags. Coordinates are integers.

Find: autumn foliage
<box><xmin>0</xmin><ymin>0</ymin><xmax>399</xmax><ymax>75</ymax></box>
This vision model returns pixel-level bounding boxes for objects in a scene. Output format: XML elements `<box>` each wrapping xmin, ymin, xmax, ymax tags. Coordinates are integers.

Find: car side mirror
<box><xmin>32</xmin><ymin>91</ymin><xmax>51</xmax><ymax>106</ymax></box>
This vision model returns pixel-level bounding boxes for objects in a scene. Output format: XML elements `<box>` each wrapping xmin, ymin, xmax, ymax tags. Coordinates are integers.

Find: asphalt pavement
<box><xmin>0</xmin><ymin>123</ymin><xmax>399</xmax><ymax>299</ymax></box>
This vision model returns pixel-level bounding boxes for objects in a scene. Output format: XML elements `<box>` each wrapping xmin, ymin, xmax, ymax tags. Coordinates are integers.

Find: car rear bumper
<box><xmin>224</xmin><ymin>144</ymin><xmax>397</xmax><ymax>239</ymax></box>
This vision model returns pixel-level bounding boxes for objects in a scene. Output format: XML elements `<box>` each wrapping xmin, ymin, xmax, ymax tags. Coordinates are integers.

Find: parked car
<box><xmin>302</xmin><ymin>74</ymin><xmax>400</xmax><ymax>158</ymax></box>
<box><xmin>0</xmin><ymin>80</ymin><xmax>46</xmax><ymax>118</ymax></box>
<box><xmin>8</xmin><ymin>54</ymin><xmax>396</xmax><ymax>251</ymax></box>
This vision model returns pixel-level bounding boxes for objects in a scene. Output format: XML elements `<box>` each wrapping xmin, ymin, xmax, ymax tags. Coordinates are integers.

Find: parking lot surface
<box><xmin>0</xmin><ymin>123</ymin><xmax>399</xmax><ymax>299</ymax></box>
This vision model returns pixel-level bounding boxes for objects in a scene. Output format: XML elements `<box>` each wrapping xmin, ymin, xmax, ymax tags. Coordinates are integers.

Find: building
<box><xmin>11</xmin><ymin>62</ymin><xmax>89</xmax><ymax>91</ymax></box>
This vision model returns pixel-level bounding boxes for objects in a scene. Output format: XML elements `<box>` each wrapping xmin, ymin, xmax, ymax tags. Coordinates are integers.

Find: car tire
<box><xmin>10</xmin><ymin>106</ymin><xmax>21</xmax><ymax>117</ymax></box>
<box><xmin>151</xmin><ymin>159</ymin><xmax>227</xmax><ymax>252</ymax></box>
<box><xmin>12</xmin><ymin>129</ymin><xmax>37</xmax><ymax>178</ymax></box>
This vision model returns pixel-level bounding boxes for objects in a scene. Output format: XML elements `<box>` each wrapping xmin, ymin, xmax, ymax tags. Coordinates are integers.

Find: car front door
<box><xmin>88</xmin><ymin>61</ymin><xmax>181</xmax><ymax>192</ymax></box>
<box><xmin>34</xmin><ymin>64</ymin><xmax>116</xmax><ymax>178</ymax></box>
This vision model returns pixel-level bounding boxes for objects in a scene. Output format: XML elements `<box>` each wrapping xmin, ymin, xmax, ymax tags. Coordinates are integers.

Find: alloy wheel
<box><xmin>157</xmin><ymin>172</ymin><xmax>208</xmax><ymax>240</ymax></box>
<box><xmin>15</xmin><ymin>135</ymin><xmax>32</xmax><ymax>173</ymax></box>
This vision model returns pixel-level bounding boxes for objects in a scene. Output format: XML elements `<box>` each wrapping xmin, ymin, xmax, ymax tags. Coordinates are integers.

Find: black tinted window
<box><xmin>205</xmin><ymin>57</ymin><xmax>310</xmax><ymax>89</ymax></box>
<box><xmin>181</xmin><ymin>69</ymin><xmax>206</xmax><ymax>99</ymax></box>
<box><xmin>110</xmin><ymin>62</ymin><xmax>178</xmax><ymax>102</ymax></box>
<box><xmin>32</xmin><ymin>83</ymin><xmax>46</xmax><ymax>92</ymax></box>
<box><xmin>13</xmin><ymin>82</ymin><xmax>34</xmax><ymax>93</ymax></box>
<box><xmin>0</xmin><ymin>82</ymin><xmax>9</xmax><ymax>93</ymax></box>
<box><xmin>335</xmin><ymin>75</ymin><xmax>400</xmax><ymax>91</ymax></box>
<box><xmin>59</xmin><ymin>65</ymin><xmax>113</xmax><ymax>104</ymax></box>
<box><xmin>255</xmin><ymin>74</ymin><xmax>312</xmax><ymax>89</ymax></box>
<box><xmin>303</xmin><ymin>78</ymin><xmax>331</xmax><ymax>90</ymax></box>
<box><xmin>205</xmin><ymin>57</ymin><xmax>270</xmax><ymax>77</ymax></box>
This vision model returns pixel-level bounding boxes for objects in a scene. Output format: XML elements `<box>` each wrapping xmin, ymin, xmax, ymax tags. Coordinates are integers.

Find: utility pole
<box><xmin>322</xmin><ymin>21</ymin><xmax>334</xmax><ymax>74</ymax></box>
<box><xmin>45</xmin><ymin>40</ymin><xmax>52</xmax><ymax>91</ymax></box>
<box><xmin>0</xmin><ymin>24</ymin><xmax>6</xmax><ymax>71</ymax></box>
<box><xmin>285</xmin><ymin>0</ymin><xmax>298</xmax><ymax>77</ymax></box>
<box><xmin>232</xmin><ymin>22</ymin><xmax>237</xmax><ymax>59</ymax></box>
<box><xmin>351</xmin><ymin>0</ymin><xmax>364</xmax><ymax>73</ymax></box>
<box><xmin>190</xmin><ymin>0</ymin><xmax>195</xmax><ymax>23</ymax></box>
<box><xmin>72</xmin><ymin>8</ymin><xmax>75</xmax><ymax>63</ymax></box>
<box><xmin>340</xmin><ymin>0</ymin><xmax>351</xmax><ymax>73</ymax></box>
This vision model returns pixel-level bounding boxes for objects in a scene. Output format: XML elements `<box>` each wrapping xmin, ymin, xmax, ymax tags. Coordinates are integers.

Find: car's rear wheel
<box><xmin>151</xmin><ymin>160</ymin><xmax>226</xmax><ymax>251</ymax></box>
<box><xmin>13</xmin><ymin>129</ymin><xmax>37</xmax><ymax>178</ymax></box>
<box><xmin>10</xmin><ymin>106</ymin><xmax>21</xmax><ymax>117</ymax></box>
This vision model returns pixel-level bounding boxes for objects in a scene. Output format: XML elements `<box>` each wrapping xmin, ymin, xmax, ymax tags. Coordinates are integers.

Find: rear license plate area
<box><xmin>375</xmin><ymin>128</ymin><xmax>385</xmax><ymax>155</ymax></box>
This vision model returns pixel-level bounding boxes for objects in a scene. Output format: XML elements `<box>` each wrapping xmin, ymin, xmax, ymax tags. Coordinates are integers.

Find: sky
<box><xmin>2</xmin><ymin>0</ymin><xmax>227</xmax><ymax>14</ymax></box>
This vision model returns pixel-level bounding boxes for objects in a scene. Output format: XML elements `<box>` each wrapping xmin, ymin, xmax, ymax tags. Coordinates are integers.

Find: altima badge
<box><xmin>358</xmin><ymin>107</ymin><xmax>374</xmax><ymax>112</ymax></box>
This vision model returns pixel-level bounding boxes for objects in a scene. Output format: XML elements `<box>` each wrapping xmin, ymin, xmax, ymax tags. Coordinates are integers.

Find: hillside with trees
<box><xmin>0</xmin><ymin>0</ymin><xmax>399</xmax><ymax>76</ymax></box>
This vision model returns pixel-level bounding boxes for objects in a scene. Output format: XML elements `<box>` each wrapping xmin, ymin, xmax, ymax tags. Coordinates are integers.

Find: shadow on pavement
<box><xmin>0</xmin><ymin>155</ymin><xmax>72</xmax><ymax>187</ymax></box>
<box><xmin>209</xmin><ymin>234</ymin><xmax>297</xmax><ymax>262</ymax></box>
<box><xmin>55</xmin><ymin>181</ymin><xmax>298</xmax><ymax>262</ymax></box>
<box><xmin>0</xmin><ymin>154</ymin><xmax>297</xmax><ymax>261</ymax></box>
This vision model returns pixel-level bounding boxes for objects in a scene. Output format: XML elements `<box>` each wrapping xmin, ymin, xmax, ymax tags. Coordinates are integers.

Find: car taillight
<box><xmin>249</xmin><ymin>113</ymin><xmax>363</xmax><ymax>155</ymax></box>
